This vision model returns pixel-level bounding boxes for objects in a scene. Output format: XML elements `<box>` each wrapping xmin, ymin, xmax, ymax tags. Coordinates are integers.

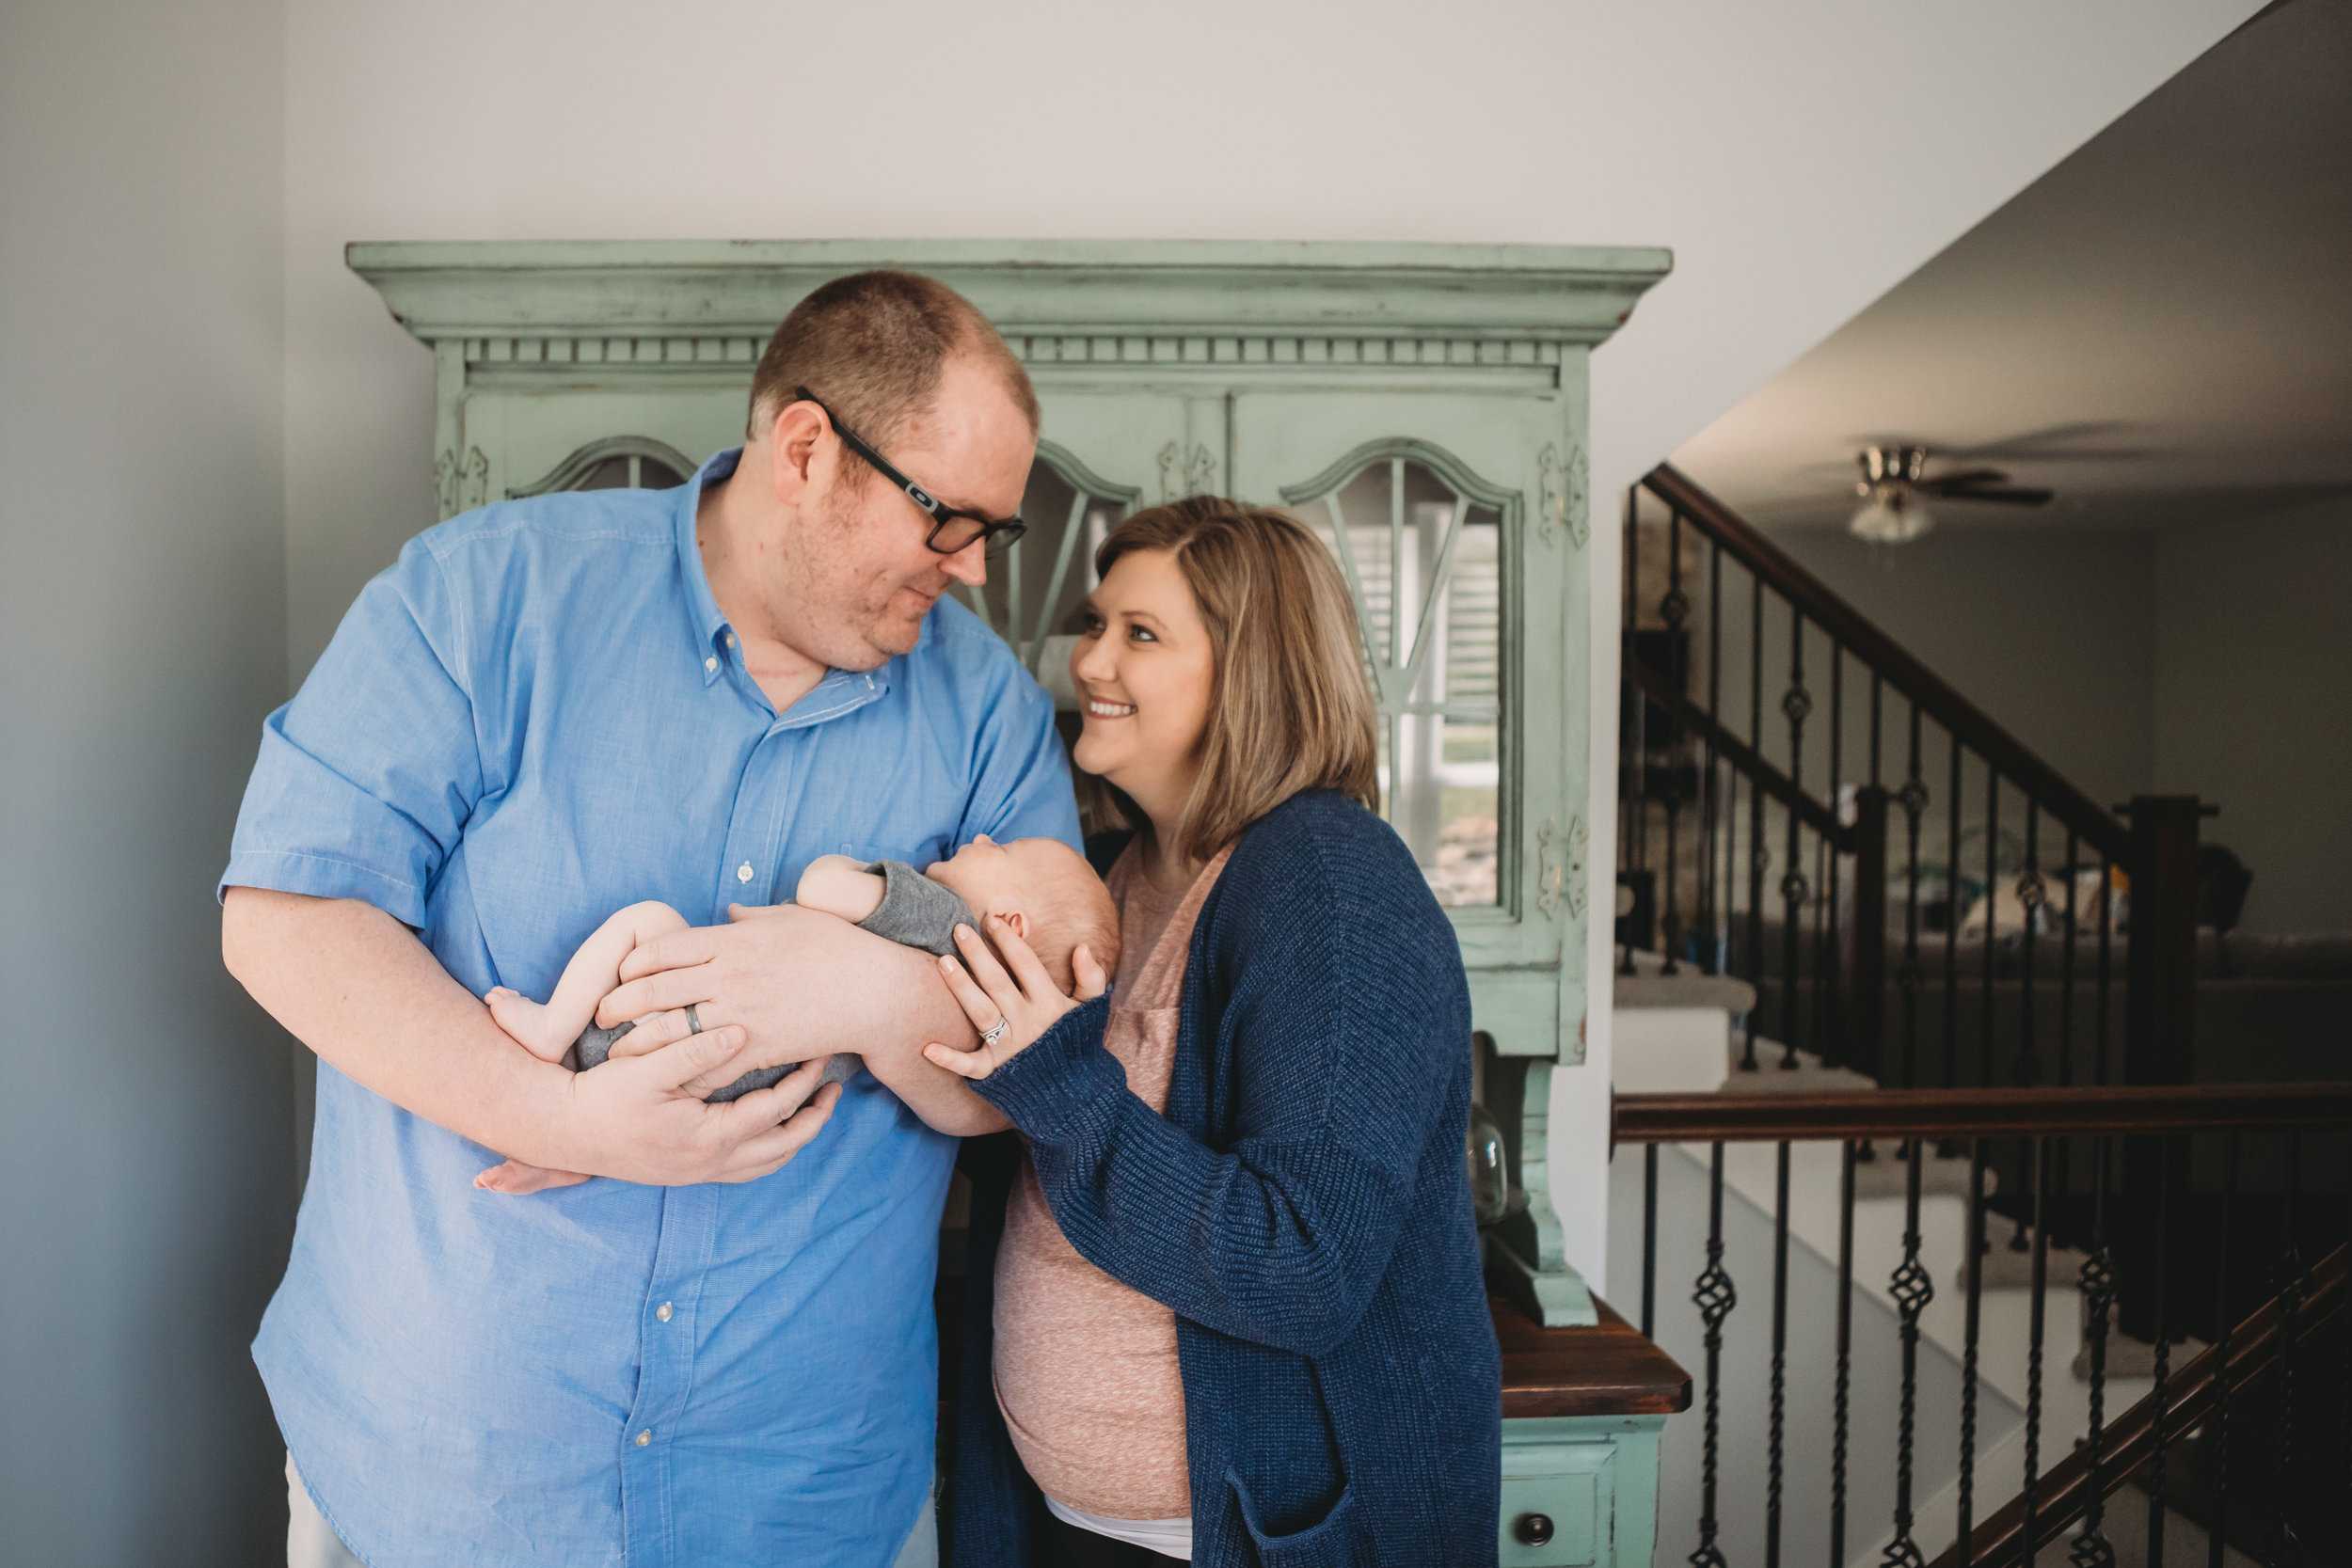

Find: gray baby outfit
<box><xmin>567</xmin><ymin>861</ymin><xmax>979</xmax><ymax>1103</ymax></box>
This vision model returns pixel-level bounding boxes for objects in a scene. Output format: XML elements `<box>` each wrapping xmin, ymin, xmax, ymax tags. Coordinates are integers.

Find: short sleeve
<box><xmin>218</xmin><ymin>535</ymin><xmax>485</xmax><ymax>928</ymax></box>
<box><xmin>961</xmin><ymin>658</ymin><xmax>1081</xmax><ymax>853</ymax></box>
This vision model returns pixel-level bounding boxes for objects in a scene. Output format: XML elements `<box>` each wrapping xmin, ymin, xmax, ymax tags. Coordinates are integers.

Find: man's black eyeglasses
<box><xmin>795</xmin><ymin>388</ymin><xmax>1027</xmax><ymax>557</ymax></box>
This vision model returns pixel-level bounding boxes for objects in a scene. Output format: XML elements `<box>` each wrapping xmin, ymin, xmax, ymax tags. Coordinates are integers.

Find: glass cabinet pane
<box><xmin>1290</xmin><ymin>455</ymin><xmax>1504</xmax><ymax>907</ymax></box>
<box><xmin>960</xmin><ymin>452</ymin><xmax>1133</xmax><ymax>674</ymax></box>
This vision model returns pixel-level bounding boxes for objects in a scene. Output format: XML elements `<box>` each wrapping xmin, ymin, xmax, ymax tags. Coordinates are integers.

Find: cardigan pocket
<box><xmin>1225</xmin><ymin>1469</ymin><xmax>1366</xmax><ymax>1568</ymax></box>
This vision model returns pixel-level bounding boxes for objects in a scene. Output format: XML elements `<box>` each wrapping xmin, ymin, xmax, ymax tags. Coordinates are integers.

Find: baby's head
<box><xmin>927</xmin><ymin>835</ymin><xmax>1120</xmax><ymax>990</ymax></box>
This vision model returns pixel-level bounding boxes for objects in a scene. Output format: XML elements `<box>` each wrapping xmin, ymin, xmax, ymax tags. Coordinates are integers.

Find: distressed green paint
<box><xmin>350</xmin><ymin>236</ymin><xmax>1669</xmax><ymax>1350</ymax></box>
<box><xmin>1500</xmin><ymin>1416</ymin><xmax>1669</xmax><ymax>1567</ymax></box>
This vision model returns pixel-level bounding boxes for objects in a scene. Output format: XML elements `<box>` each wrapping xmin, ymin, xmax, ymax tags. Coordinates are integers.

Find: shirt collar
<box><xmin>677</xmin><ymin>447</ymin><xmax>897</xmax><ymax>724</ymax></box>
<box><xmin>677</xmin><ymin>448</ymin><xmax>741</xmax><ymax>687</ymax></box>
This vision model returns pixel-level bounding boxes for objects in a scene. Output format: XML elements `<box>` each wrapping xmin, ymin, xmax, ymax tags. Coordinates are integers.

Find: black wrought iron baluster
<box><xmin>1702</xmin><ymin>539</ymin><xmax>1723</xmax><ymax>974</ymax></box>
<box><xmin>2208</xmin><ymin>1132</ymin><xmax>2237</xmax><ymax>1568</ymax></box>
<box><xmin>2148</xmin><ymin>1133</ymin><xmax>2173</xmax><ymax>1568</ymax></box>
<box><xmin>1621</xmin><ymin>490</ymin><xmax>1644</xmax><ymax>976</ymax></box>
<box><xmin>2060</xmin><ymin>829</ymin><xmax>2078</xmax><ymax>1089</ymax></box>
<box><xmin>1642</xmin><ymin>1143</ymin><xmax>1659</xmax><ymax>1339</ymax></box>
<box><xmin>1692</xmin><ymin>1143</ymin><xmax>1737</xmax><ymax>1568</ymax></box>
<box><xmin>1899</xmin><ymin>705</ymin><xmax>1926</xmax><ymax>1091</ymax></box>
<box><xmin>2096</xmin><ymin>856</ymin><xmax>2114</xmax><ymax>1087</ymax></box>
<box><xmin>2277</xmin><ymin>1129</ymin><xmax>2303</xmax><ymax>1560</ymax></box>
<box><xmin>2073</xmin><ymin>1136</ymin><xmax>2117</xmax><ymax>1568</ymax></box>
<box><xmin>1943</xmin><ymin>739</ymin><xmax>1963</xmax><ymax>1094</ymax></box>
<box><xmin>1832</xmin><ymin>1139</ymin><xmax>1855</xmax><ymax>1568</ymax></box>
<box><xmin>1768</xmin><ymin>1140</ymin><xmax>1790</xmax><ymax>1568</ymax></box>
<box><xmin>1957</xmin><ymin>1137</ymin><xmax>1984</xmax><ymax>1559</ymax></box>
<box><xmin>2022</xmin><ymin>1136</ymin><xmax>2049</xmax><ymax>1550</ymax></box>
<box><xmin>1817</xmin><ymin>647</ymin><xmax>1841</xmax><ymax>1066</ymax></box>
<box><xmin>1779</xmin><ymin>611</ymin><xmax>1808</xmax><ymax>1069</ymax></box>
<box><xmin>1661</xmin><ymin>511</ymin><xmax>1688</xmax><ymax>974</ymax></box>
<box><xmin>2010</xmin><ymin>802</ymin><xmax>2042</xmax><ymax>1254</ymax></box>
<box><xmin>1884</xmin><ymin>1138</ymin><xmax>1932</xmax><ymax>1568</ymax></box>
<box><xmin>1745</xmin><ymin>572</ymin><xmax>1766</xmax><ymax>1072</ymax></box>
<box><xmin>1981</xmin><ymin>765</ymin><xmax>1999</xmax><ymax>1092</ymax></box>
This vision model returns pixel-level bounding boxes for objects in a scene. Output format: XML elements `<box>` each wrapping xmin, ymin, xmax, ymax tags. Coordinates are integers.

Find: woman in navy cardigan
<box><xmin>923</xmin><ymin>497</ymin><xmax>1500</xmax><ymax>1567</ymax></box>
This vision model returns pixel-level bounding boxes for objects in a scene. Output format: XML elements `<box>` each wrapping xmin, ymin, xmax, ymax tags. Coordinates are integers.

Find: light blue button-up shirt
<box><xmin>223</xmin><ymin>449</ymin><xmax>1079</xmax><ymax>1568</ymax></box>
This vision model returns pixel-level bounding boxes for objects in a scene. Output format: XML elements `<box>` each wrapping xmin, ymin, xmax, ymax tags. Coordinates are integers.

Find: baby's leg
<box><xmin>486</xmin><ymin>901</ymin><xmax>691</xmax><ymax>1062</ymax></box>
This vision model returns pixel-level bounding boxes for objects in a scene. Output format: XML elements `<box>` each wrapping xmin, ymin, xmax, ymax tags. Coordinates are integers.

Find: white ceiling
<box><xmin>1673</xmin><ymin>0</ymin><xmax>2352</xmax><ymax>534</ymax></box>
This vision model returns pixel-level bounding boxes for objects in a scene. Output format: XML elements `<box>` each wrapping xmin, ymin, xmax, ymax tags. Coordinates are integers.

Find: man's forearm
<box><xmin>222</xmin><ymin>887</ymin><xmax>580</xmax><ymax>1166</ymax></box>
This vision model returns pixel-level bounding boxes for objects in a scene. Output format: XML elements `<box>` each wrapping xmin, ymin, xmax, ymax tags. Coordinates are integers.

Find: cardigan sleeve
<box><xmin>975</xmin><ymin>795</ymin><xmax>1468</xmax><ymax>1358</ymax></box>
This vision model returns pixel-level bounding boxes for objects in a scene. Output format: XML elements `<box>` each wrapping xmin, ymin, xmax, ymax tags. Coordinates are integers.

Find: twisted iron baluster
<box><xmin>2010</xmin><ymin>804</ymin><xmax>2042</xmax><ymax>1254</ymax></box>
<box><xmin>1942</xmin><ymin>739</ymin><xmax>1962</xmax><ymax>1093</ymax></box>
<box><xmin>2022</xmin><ymin>1138</ymin><xmax>2048</xmax><ymax>1552</ymax></box>
<box><xmin>1744</xmin><ymin>572</ymin><xmax>1765</xmax><ymax>1073</ymax></box>
<box><xmin>1832</xmin><ymin>1140</ymin><xmax>1855</xmax><ymax>1568</ymax></box>
<box><xmin>2277</xmin><ymin>1131</ymin><xmax>2303</xmax><ymax>1560</ymax></box>
<box><xmin>1882</xmin><ymin>1139</ymin><xmax>1932</xmax><ymax>1567</ymax></box>
<box><xmin>2147</xmin><ymin>1136</ymin><xmax>2172</xmax><ymax>1568</ymax></box>
<box><xmin>1661</xmin><ymin>512</ymin><xmax>1687</xmax><ymax>975</ymax></box>
<box><xmin>2071</xmin><ymin>1136</ymin><xmax>2117</xmax><ymax>1566</ymax></box>
<box><xmin>1767</xmin><ymin>1140</ymin><xmax>1790</xmax><ymax>1568</ymax></box>
<box><xmin>1779</xmin><ymin>612</ymin><xmax>1808</xmax><ymax>1069</ymax></box>
<box><xmin>1691</xmin><ymin>1142</ymin><xmax>1737</xmax><ymax>1568</ymax></box>
<box><xmin>1899</xmin><ymin>706</ymin><xmax>1926</xmax><ymax>1091</ymax></box>
<box><xmin>1702</xmin><ymin>540</ymin><xmax>1723</xmax><ymax>974</ymax></box>
<box><xmin>1621</xmin><ymin>490</ymin><xmax>1644</xmax><ymax>977</ymax></box>
<box><xmin>1957</xmin><ymin>1139</ymin><xmax>1984</xmax><ymax>1559</ymax></box>
<box><xmin>2207</xmin><ymin>1132</ymin><xmax>2236</xmax><ymax>1568</ymax></box>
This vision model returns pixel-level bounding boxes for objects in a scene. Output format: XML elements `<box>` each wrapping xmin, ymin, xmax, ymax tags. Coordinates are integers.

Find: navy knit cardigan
<box><xmin>950</xmin><ymin>789</ymin><xmax>1501</xmax><ymax>1568</ymax></box>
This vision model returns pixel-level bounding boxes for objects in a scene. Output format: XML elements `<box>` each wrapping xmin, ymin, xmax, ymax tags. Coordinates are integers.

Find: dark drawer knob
<box><xmin>1513</xmin><ymin>1512</ymin><xmax>1555</xmax><ymax>1547</ymax></box>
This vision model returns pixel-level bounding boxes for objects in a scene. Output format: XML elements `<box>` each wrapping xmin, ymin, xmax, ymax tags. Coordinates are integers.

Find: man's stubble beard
<box><xmin>782</xmin><ymin>472</ymin><xmax>933</xmax><ymax>671</ymax></box>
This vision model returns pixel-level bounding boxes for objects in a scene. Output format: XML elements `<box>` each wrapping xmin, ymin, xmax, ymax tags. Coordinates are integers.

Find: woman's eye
<box><xmin>1079</xmin><ymin>613</ymin><xmax>1104</xmax><ymax>637</ymax></box>
<box><xmin>1129</xmin><ymin>625</ymin><xmax>1158</xmax><ymax>643</ymax></box>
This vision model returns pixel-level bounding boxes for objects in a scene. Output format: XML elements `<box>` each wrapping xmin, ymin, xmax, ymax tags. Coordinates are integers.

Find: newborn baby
<box><xmin>476</xmin><ymin>833</ymin><xmax>1119</xmax><ymax>1194</ymax></box>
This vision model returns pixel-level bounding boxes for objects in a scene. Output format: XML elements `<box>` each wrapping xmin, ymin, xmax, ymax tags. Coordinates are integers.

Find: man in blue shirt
<box><xmin>221</xmin><ymin>271</ymin><xmax>1079</xmax><ymax>1568</ymax></box>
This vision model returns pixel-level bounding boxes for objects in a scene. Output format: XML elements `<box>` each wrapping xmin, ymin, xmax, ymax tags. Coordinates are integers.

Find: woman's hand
<box><xmin>922</xmin><ymin>918</ymin><xmax>1107</xmax><ymax>1080</ymax></box>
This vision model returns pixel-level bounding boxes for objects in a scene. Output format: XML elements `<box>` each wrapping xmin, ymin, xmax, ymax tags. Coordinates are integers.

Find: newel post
<box><xmin>1842</xmin><ymin>786</ymin><xmax>1890</xmax><ymax>1084</ymax></box>
<box><xmin>2123</xmin><ymin>795</ymin><xmax>2202</xmax><ymax>1085</ymax></box>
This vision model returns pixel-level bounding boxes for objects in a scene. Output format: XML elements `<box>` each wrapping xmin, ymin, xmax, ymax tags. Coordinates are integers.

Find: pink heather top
<box><xmin>991</xmin><ymin>842</ymin><xmax>1232</xmax><ymax>1520</ymax></box>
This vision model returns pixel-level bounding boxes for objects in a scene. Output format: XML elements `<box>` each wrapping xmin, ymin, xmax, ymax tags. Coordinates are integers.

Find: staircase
<box><xmin>1611</xmin><ymin>465</ymin><xmax>2351</xmax><ymax>1563</ymax></box>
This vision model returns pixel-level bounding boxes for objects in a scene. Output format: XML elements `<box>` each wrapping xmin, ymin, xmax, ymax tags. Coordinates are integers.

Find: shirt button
<box><xmin>656</xmin><ymin>1302</ymin><xmax>674</xmax><ymax>1323</ymax></box>
<box><xmin>635</xmin><ymin>1430</ymin><xmax>652</xmax><ymax>1448</ymax></box>
<box><xmin>737</xmin><ymin>863</ymin><xmax>754</xmax><ymax>884</ymax></box>
<box><xmin>705</xmin><ymin>655</ymin><xmax>718</xmax><ymax>673</ymax></box>
<box><xmin>725</xmin><ymin>633</ymin><xmax>739</xmax><ymax>648</ymax></box>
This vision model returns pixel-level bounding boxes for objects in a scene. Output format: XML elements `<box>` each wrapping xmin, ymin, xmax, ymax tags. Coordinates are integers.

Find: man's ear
<box><xmin>765</xmin><ymin>399</ymin><xmax>829</xmax><ymax>505</ymax></box>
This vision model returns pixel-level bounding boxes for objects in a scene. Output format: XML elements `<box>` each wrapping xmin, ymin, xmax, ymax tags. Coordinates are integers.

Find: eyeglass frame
<box><xmin>793</xmin><ymin>387</ymin><xmax>1027</xmax><ymax>557</ymax></box>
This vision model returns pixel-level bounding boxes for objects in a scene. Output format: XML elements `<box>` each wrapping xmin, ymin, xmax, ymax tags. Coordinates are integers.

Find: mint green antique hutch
<box><xmin>353</xmin><ymin>239</ymin><xmax>1679</xmax><ymax>1567</ymax></box>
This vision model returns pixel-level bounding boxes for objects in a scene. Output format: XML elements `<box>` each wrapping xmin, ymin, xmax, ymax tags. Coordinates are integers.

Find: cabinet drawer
<box><xmin>1498</xmin><ymin>1440</ymin><xmax>1613</xmax><ymax>1567</ymax></box>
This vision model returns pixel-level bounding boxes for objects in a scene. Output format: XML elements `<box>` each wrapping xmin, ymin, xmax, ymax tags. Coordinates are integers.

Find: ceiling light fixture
<box><xmin>1850</xmin><ymin>445</ymin><xmax>1934</xmax><ymax>544</ymax></box>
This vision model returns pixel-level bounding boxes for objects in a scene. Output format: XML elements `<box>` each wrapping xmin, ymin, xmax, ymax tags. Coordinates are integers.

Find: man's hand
<box><xmin>223</xmin><ymin>887</ymin><xmax>841</xmax><ymax>1186</ymax></box>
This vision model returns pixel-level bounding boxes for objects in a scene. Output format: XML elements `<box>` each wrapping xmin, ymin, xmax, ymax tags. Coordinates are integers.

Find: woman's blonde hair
<box><xmin>1082</xmin><ymin>497</ymin><xmax>1379</xmax><ymax>863</ymax></box>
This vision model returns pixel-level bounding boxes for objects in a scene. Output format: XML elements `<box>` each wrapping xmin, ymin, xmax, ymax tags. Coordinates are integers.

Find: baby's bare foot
<box><xmin>485</xmin><ymin>986</ymin><xmax>562</xmax><ymax>1061</ymax></box>
<box><xmin>475</xmin><ymin>1159</ymin><xmax>590</xmax><ymax>1196</ymax></box>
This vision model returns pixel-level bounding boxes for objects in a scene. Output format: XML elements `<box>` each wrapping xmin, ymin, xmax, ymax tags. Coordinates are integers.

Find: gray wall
<box><xmin>1772</xmin><ymin>523</ymin><xmax>2158</xmax><ymax>817</ymax></box>
<box><xmin>2155</xmin><ymin>493</ymin><xmax>2352</xmax><ymax>933</ymax></box>
<box><xmin>0</xmin><ymin>1</ymin><xmax>296</xmax><ymax>1563</ymax></box>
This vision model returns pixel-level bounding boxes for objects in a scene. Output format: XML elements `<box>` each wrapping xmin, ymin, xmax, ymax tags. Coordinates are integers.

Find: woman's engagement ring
<box><xmin>979</xmin><ymin>1017</ymin><xmax>1011</xmax><ymax>1048</ymax></box>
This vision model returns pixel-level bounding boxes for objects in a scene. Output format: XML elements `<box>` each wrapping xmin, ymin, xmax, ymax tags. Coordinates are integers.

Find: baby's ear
<box><xmin>998</xmin><ymin>910</ymin><xmax>1028</xmax><ymax>942</ymax></box>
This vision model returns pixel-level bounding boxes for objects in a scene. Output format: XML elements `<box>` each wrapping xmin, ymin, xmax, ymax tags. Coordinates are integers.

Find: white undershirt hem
<box><xmin>1043</xmin><ymin>1495</ymin><xmax>1192</xmax><ymax>1560</ymax></box>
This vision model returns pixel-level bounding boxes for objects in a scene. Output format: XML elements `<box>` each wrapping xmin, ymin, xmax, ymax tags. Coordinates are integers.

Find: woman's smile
<box><xmin>1084</xmin><ymin>696</ymin><xmax>1137</xmax><ymax>719</ymax></box>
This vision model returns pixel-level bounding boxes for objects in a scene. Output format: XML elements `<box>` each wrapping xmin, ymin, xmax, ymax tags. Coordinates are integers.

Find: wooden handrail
<box><xmin>1639</xmin><ymin>464</ymin><xmax>2129</xmax><ymax>863</ymax></box>
<box><xmin>1926</xmin><ymin>1241</ymin><xmax>2351</xmax><ymax>1568</ymax></box>
<box><xmin>1622</xmin><ymin>656</ymin><xmax>1855</xmax><ymax>852</ymax></box>
<box><xmin>1613</xmin><ymin>1083</ymin><xmax>2352</xmax><ymax>1145</ymax></box>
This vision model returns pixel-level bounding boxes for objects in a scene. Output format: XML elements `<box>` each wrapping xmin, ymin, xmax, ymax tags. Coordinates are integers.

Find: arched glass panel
<box><xmin>511</xmin><ymin>436</ymin><xmax>698</xmax><ymax>499</ymax></box>
<box><xmin>959</xmin><ymin>441</ymin><xmax>1138</xmax><ymax>677</ymax></box>
<box><xmin>1285</xmin><ymin>449</ymin><xmax>1507</xmax><ymax>908</ymax></box>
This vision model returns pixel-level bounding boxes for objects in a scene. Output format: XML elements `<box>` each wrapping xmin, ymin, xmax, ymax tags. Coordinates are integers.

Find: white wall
<box><xmin>281</xmin><ymin>0</ymin><xmax>2258</xmax><ymax>1299</ymax></box>
<box><xmin>0</xmin><ymin>1</ymin><xmax>294</xmax><ymax>1563</ymax></box>
<box><xmin>2155</xmin><ymin>492</ymin><xmax>2352</xmax><ymax>933</ymax></box>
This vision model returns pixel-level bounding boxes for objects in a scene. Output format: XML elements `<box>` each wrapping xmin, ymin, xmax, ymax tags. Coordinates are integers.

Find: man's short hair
<box><xmin>746</xmin><ymin>270</ymin><xmax>1040</xmax><ymax>451</ymax></box>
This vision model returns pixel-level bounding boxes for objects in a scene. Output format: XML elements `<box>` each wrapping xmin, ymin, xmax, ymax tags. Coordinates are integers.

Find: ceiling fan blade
<box><xmin>1935</xmin><ymin>485</ymin><xmax>2055</xmax><ymax>506</ymax></box>
<box><xmin>1919</xmin><ymin>468</ymin><xmax>2009</xmax><ymax>490</ymax></box>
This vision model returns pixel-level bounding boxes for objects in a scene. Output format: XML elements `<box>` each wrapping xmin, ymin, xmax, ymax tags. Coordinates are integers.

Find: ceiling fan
<box><xmin>1849</xmin><ymin>445</ymin><xmax>2055</xmax><ymax>544</ymax></box>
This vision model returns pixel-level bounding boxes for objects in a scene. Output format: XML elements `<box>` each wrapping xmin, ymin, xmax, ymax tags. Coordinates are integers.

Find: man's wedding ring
<box><xmin>979</xmin><ymin>1017</ymin><xmax>1011</xmax><ymax>1049</ymax></box>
